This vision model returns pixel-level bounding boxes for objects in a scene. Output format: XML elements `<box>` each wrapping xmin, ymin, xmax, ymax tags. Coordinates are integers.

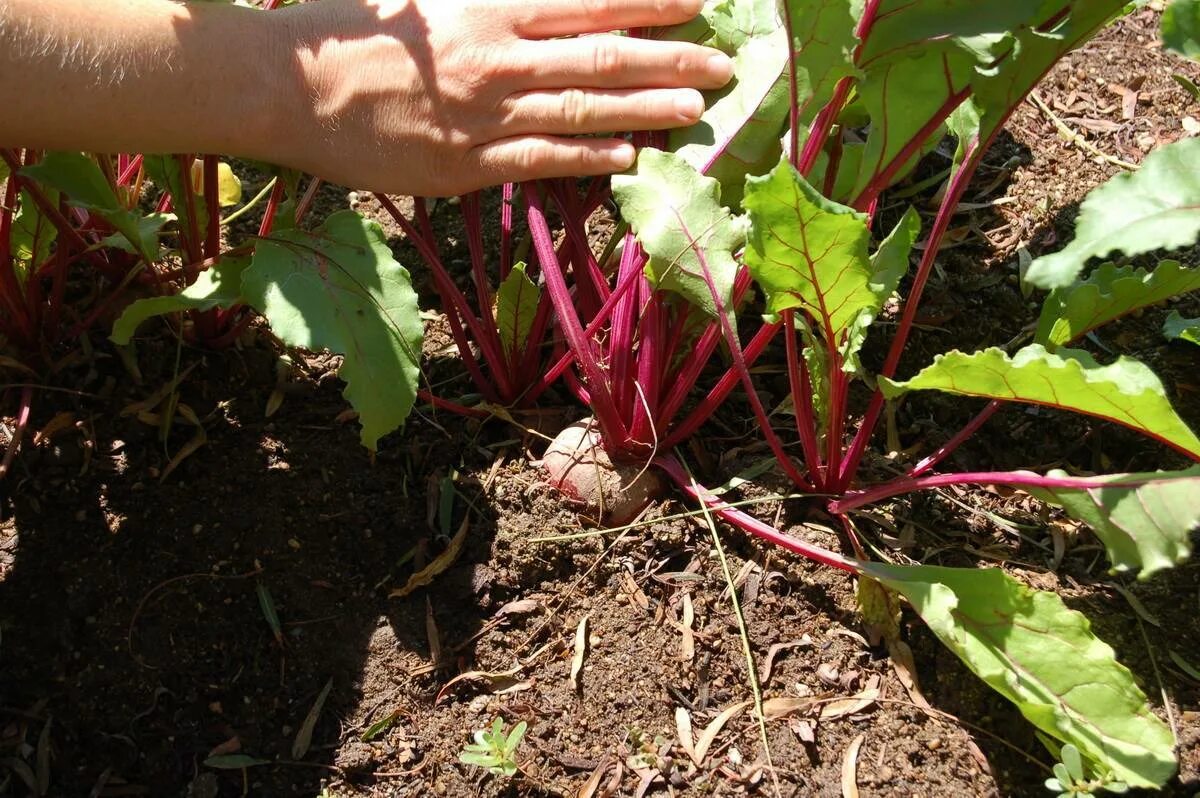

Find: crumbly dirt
<box><xmin>2</xmin><ymin>9</ymin><xmax>1200</xmax><ymax>798</ymax></box>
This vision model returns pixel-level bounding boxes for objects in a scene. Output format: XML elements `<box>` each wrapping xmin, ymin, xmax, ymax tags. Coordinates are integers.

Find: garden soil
<box><xmin>3</xmin><ymin>9</ymin><xmax>1200</xmax><ymax>797</ymax></box>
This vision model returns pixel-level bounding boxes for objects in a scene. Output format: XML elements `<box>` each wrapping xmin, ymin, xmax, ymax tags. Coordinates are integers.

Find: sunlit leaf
<box><xmin>612</xmin><ymin>148</ymin><xmax>743</xmax><ymax>319</ymax></box>
<box><xmin>1026</xmin><ymin>138</ymin><xmax>1200</xmax><ymax>289</ymax></box>
<box><xmin>843</xmin><ymin>206</ymin><xmax>921</xmax><ymax>374</ymax></box>
<box><xmin>879</xmin><ymin>345</ymin><xmax>1200</xmax><ymax>458</ymax></box>
<box><xmin>863</xmin><ymin>564</ymin><xmax>1177</xmax><ymax>789</ymax></box>
<box><xmin>10</xmin><ymin>189</ymin><xmax>58</xmax><ymax>269</ymax></box>
<box><xmin>243</xmin><ymin>211</ymin><xmax>422</xmax><ymax>451</ymax></box>
<box><xmin>743</xmin><ymin>157</ymin><xmax>874</xmax><ymax>336</ymax></box>
<box><xmin>143</xmin><ymin>154</ymin><xmax>208</xmax><ymax>249</ymax></box>
<box><xmin>1023</xmin><ymin>466</ymin><xmax>1200</xmax><ymax>578</ymax></box>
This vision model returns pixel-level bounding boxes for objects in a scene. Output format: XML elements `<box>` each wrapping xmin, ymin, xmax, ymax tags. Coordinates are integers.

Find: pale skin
<box><xmin>0</xmin><ymin>0</ymin><xmax>732</xmax><ymax>196</ymax></box>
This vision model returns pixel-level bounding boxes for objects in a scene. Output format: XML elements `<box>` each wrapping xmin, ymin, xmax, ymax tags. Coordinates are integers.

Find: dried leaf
<box><xmin>820</xmin><ymin>675</ymin><xmax>880</xmax><ymax>720</ymax></box>
<box><xmin>692</xmin><ymin>701</ymin><xmax>751</xmax><ymax>765</ymax></box>
<box><xmin>390</xmin><ymin>514</ymin><xmax>469</xmax><ymax>598</ymax></box>
<box><xmin>33</xmin><ymin>412</ymin><xmax>76</xmax><ymax>447</ymax></box>
<box><xmin>888</xmin><ymin>640</ymin><xmax>931</xmax><ymax>712</ymax></box>
<box><xmin>675</xmin><ymin>707</ymin><xmax>696</xmax><ymax>764</ymax></box>
<box><xmin>160</xmin><ymin>424</ymin><xmax>206</xmax><ymax>483</ymax></box>
<box><xmin>425</xmin><ymin>597</ymin><xmax>443</xmax><ymax>666</ymax></box>
<box><xmin>35</xmin><ymin>717</ymin><xmax>50</xmax><ymax>796</ymax></box>
<box><xmin>121</xmin><ymin>362</ymin><xmax>199</xmax><ymax>416</ymax></box>
<box><xmin>570</xmin><ymin>615</ymin><xmax>590</xmax><ymax>693</ymax></box>
<box><xmin>841</xmin><ymin>734</ymin><xmax>865</xmax><ymax>798</ymax></box>
<box><xmin>292</xmin><ymin>677</ymin><xmax>333</xmax><ymax>760</ymax></box>
<box><xmin>760</xmin><ymin>696</ymin><xmax>818</xmax><ymax>721</ymax></box>
<box><xmin>496</xmin><ymin>599</ymin><xmax>540</xmax><ymax>617</ymax></box>
<box><xmin>758</xmin><ymin>637</ymin><xmax>812</xmax><ymax>685</ymax></box>
<box><xmin>435</xmin><ymin>666</ymin><xmax>524</xmax><ymax>704</ymax></box>
<box><xmin>204</xmin><ymin>754</ymin><xmax>271</xmax><ymax>769</ymax></box>
<box><xmin>576</xmin><ymin>758</ymin><xmax>615</xmax><ymax>798</ymax></box>
<box><xmin>206</xmin><ymin>735</ymin><xmax>241</xmax><ymax>758</ymax></box>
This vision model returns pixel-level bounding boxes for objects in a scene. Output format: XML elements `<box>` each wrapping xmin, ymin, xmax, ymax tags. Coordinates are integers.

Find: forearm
<box><xmin>0</xmin><ymin>0</ymin><xmax>294</xmax><ymax>159</ymax></box>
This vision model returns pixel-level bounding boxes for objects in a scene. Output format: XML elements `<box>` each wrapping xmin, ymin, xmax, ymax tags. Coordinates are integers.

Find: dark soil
<box><xmin>3</xmin><ymin>9</ymin><xmax>1200</xmax><ymax>798</ymax></box>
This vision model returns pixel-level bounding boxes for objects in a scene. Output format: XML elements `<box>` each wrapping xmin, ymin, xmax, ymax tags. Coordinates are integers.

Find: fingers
<box><xmin>513</xmin><ymin>36</ymin><xmax>733</xmax><ymax>91</ymax></box>
<box><xmin>469</xmin><ymin>136</ymin><xmax>636</xmax><ymax>186</ymax></box>
<box><xmin>497</xmin><ymin>88</ymin><xmax>703</xmax><ymax>137</ymax></box>
<box><xmin>506</xmin><ymin>0</ymin><xmax>704</xmax><ymax>38</ymax></box>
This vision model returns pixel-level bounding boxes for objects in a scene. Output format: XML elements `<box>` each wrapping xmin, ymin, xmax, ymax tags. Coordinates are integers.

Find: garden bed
<box><xmin>1</xmin><ymin>8</ymin><xmax>1199</xmax><ymax>797</ymax></box>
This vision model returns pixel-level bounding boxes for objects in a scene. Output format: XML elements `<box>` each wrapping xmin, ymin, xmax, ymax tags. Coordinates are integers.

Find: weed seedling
<box><xmin>458</xmin><ymin>717</ymin><xmax>527</xmax><ymax>778</ymax></box>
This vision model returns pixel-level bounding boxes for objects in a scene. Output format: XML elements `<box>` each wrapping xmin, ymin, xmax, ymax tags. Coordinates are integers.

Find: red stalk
<box><xmin>782</xmin><ymin>309</ymin><xmax>824</xmax><ymax>480</ymax></box>
<box><xmin>907</xmin><ymin>400</ymin><xmax>1002</xmax><ymax>478</ymax></box>
<box><xmin>656</xmin><ymin>454</ymin><xmax>857</xmax><ymax>572</ymax></box>
<box><xmin>0</xmin><ymin>386</ymin><xmax>34</xmax><ymax>480</ymax></box>
<box><xmin>526</xmin><ymin>183</ymin><xmax>631</xmax><ymax>447</ymax></box>
<box><xmin>837</xmin><ymin>137</ymin><xmax>982</xmax><ymax>488</ymax></box>
<box><xmin>829</xmin><ymin>468</ymin><xmax>1170</xmax><ymax>516</ymax></box>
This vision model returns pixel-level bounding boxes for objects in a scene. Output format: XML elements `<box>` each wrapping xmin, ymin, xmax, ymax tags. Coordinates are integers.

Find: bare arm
<box><xmin>0</xmin><ymin>0</ymin><xmax>732</xmax><ymax>196</ymax></box>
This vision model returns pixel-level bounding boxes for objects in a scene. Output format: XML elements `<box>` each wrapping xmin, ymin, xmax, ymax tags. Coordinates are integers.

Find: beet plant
<box><xmin>374</xmin><ymin>187</ymin><xmax>562</xmax><ymax>411</ymax></box>
<box><xmin>562</xmin><ymin>0</ymin><xmax>1198</xmax><ymax>787</ymax></box>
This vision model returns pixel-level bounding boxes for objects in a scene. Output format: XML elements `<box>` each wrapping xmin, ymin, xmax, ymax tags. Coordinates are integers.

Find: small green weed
<box><xmin>458</xmin><ymin>717</ymin><xmax>526</xmax><ymax>777</ymax></box>
<box><xmin>1045</xmin><ymin>744</ymin><xmax>1129</xmax><ymax>797</ymax></box>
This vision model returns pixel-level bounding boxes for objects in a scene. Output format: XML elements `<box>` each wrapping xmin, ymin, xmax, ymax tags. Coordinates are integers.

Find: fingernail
<box><xmin>610</xmin><ymin>143</ymin><xmax>636</xmax><ymax>170</ymax></box>
<box><xmin>675</xmin><ymin>90</ymin><xmax>704</xmax><ymax>120</ymax></box>
<box><xmin>707</xmin><ymin>52</ymin><xmax>734</xmax><ymax>82</ymax></box>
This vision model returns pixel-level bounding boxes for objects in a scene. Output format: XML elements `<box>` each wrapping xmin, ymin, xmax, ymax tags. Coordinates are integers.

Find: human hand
<box><xmin>274</xmin><ymin>0</ymin><xmax>731</xmax><ymax>196</ymax></box>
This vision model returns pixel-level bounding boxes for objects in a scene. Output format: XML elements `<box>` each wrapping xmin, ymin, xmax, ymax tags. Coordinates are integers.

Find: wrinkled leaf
<box><xmin>1164</xmin><ymin>311</ymin><xmax>1200</xmax><ymax>346</ymax></box>
<box><xmin>613</xmin><ymin>149</ymin><xmax>743</xmax><ymax>318</ymax></box>
<box><xmin>494</xmin><ymin>261</ymin><xmax>539</xmax><ymax>357</ymax></box>
<box><xmin>111</xmin><ymin>256</ymin><xmax>248</xmax><ymax>344</ymax></box>
<box><xmin>1026</xmin><ymin>138</ymin><xmax>1200</xmax><ymax>289</ymax></box>
<box><xmin>863</xmin><ymin>564</ymin><xmax>1177</xmax><ymax>789</ymax></box>
<box><xmin>1025</xmin><ymin>467</ymin><xmax>1200</xmax><ymax>578</ymax></box>
<box><xmin>880</xmin><ymin>345</ymin><xmax>1200</xmax><ymax>458</ymax></box>
<box><xmin>243</xmin><ymin>211</ymin><xmax>422</xmax><ymax>450</ymax></box>
<box><xmin>1036</xmin><ymin>260</ymin><xmax>1200</xmax><ymax>350</ymax></box>
<box><xmin>744</xmin><ymin>158</ymin><xmax>874</xmax><ymax>336</ymax></box>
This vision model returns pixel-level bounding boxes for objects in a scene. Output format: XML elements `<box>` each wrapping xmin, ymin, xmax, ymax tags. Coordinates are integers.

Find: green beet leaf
<box><xmin>1164</xmin><ymin>310</ymin><xmax>1200</xmax><ymax>346</ymax></box>
<box><xmin>494</xmin><ymin>261</ymin><xmax>540</xmax><ymax>358</ymax></box>
<box><xmin>1163</xmin><ymin>0</ymin><xmax>1200</xmax><ymax>59</ymax></box>
<box><xmin>1036</xmin><ymin>260</ymin><xmax>1200</xmax><ymax>350</ymax></box>
<box><xmin>863</xmin><ymin>564</ymin><xmax>1176</xmax><ymax>788</ymax></box>
<box><xmin>110</xmin><ymin>256</ymin><xmax>249</xmax><ymax>344</ymax></box>
<box><xmin>10</xmin><ymin>189</ymin><xmax>58</xmax><ymax>271</ymax></box>
<box><xmin>243</xmin><ymin>211</ymin><xmax>422</xmax><ymax>451</ymax></box>
<box><xmin>879</xmin><ymin>345</ymin><xmax>1200</xmax><ymax>459</ymax></box>
<box><xmin>1024</xmin><ymin>466</ymin><xmax>1200</xmax><ymax>579</ymax></box>
<box><xmin>842</xmin><ymin>206</ymin><xmax>921</xmax><ymax>375</ymax></box>
<box><xmin>21</xmin><ymin>152</ymin><xmax>159</xmax><ymax>261</ymax></box>
<box><xmin>670</xmin><ymin>0</ymin><xmax>788</xmax><ymax>207</ymax></box>
<box><xmin>1026</xmin><ymin>138</ymin><xmax>1200</xmax><ymax>289</ymax></box>
<box><xmin>743</xmin><ymin>157</ymin><xmax>875</xmax><ymax>337</ymax></box>
<box><xmin>612</xmin><ymin>149</ymin><xmax>743</xmax><ymax>319</ymax></box>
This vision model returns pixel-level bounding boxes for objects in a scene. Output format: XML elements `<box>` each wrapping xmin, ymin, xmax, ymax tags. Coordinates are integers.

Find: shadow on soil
<box><xmin>0</xmin><ymin>339</ymin><xmax>503</xmax><ymax>796</ymax></box>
